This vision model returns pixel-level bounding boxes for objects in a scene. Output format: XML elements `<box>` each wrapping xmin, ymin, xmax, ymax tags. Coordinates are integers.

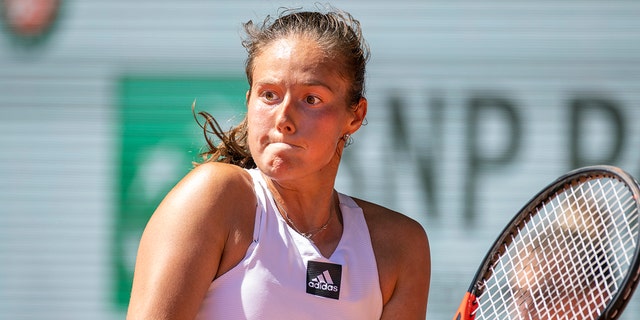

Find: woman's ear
<box><xmin>348</xmin><ymin>97</ymin><xmax>368</xmax><ymax>132</ymax></box>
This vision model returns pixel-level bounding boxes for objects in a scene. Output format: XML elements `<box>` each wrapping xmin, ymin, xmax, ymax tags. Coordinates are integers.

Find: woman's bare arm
<box><xmin>126</xmin><ymin>163</ymin><xmax>255</xmax><ymax>320</ymax></box>
<box><xmin>357</xmin><ymin>199</ymin><xmax>431</xmax><ymax>320</ymax></box>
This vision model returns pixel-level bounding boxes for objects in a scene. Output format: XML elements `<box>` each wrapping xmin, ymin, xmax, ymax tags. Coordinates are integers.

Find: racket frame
<box><xmin>454</xmin><ymin>165</ymin><xmax>640</xmax><ymax>320</ymax></box>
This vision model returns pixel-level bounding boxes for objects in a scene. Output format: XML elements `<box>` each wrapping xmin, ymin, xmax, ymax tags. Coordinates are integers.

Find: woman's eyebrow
<box><xmin>301</xmin><ymin>80</ymin><xmax>335</xmax><ymax>93</ymax></box>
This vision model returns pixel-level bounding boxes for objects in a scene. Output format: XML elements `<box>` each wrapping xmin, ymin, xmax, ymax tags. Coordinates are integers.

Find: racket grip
<box><xmin>453</xmin><ymin>292</ymin><xmax>478</xmax><ymax>320</ymax></box>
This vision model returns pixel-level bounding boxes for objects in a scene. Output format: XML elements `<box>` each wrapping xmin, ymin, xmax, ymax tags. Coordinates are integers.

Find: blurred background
<box><xmin>1</xmin><ymin>0</ymin><xmax>640</xmax><ymax>319</ymax></box>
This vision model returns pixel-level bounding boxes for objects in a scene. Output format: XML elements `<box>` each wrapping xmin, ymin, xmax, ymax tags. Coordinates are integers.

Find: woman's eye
<box><xmin>305</xmin><ymin>95</ymin><xmax>321</xmax><ymax>105</ymax></box>
<box><xmin>262</xmin><ymin>91</ymin><xmax>277</xmax><ymax>101</ymax></box>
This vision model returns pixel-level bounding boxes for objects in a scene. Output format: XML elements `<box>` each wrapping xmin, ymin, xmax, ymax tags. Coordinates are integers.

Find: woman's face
<box><xmin>246</xmin><ymin>35</ymin><xmax>365</xmax><ymax>181</ymax></box>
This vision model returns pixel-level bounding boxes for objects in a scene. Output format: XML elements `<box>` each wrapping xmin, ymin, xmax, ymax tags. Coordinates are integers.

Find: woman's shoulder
<box><xmin>189</xmin><ymin>161</ymin><xmax>253</xmax><ymax>186</ymax></box>
<box><xmin>352</xmin><ymin>197</ymin><xmax>426</xmax><ymax>237</ymax></box>
<box><xmin>162</xmin><ymin>162</ymin><xmax>256</xmax><ymax>221</ymax></box>
<box><xmin>148</xmin><ymin>162</ymin><xmax>257</xmax><ymax>254</ymax></box>
<box><xmin>182</xmin><ymin>162</ymin><xmax>255</xmax><ymax>198</ymax></box>
<box><xmin>352</xmin><ymin>197</ymin><xmax>429</xmax><ymax>269</ymax></box>
<box><xmin>352</xmin><ymin>197</ymin><xmax>430</xmax><ymax>309</ymax></box>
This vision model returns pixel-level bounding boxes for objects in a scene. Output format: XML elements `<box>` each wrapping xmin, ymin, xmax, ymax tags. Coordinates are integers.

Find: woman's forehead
<box><xmin>254</xmin><ymin>38</ymin><xmax>346</xmax><ymax>83</ymax></box>
<box><xmin>261</xmin><ymin>35</ymin><xmax>326</xmax><ymax>58</ymax></box>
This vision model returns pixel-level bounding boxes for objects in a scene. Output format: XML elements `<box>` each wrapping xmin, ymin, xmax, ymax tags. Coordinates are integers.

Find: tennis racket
<box><xmin>453</xmin><ymin>165</ymin><xmax>640</xmax><ymax>320</ymax></box>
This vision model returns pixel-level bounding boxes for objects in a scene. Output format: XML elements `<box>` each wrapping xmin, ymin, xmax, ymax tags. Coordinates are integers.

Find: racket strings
<box><xmin>475</xmin><ymin>177</ymin><xmax>639</xmax><ymax>320</ymax></box>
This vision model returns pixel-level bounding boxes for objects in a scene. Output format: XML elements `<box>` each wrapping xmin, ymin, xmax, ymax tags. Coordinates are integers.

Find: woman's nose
<box><xmin>276</xmin><ymin>97</ymin><xmax>296</xmax><ymax>134</ymax></box>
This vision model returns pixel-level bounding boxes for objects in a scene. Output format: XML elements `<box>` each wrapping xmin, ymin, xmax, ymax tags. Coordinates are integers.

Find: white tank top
<box><xmin>196</xmin><ymin>168</ymin><xmax>383</xmax><ymax>319</ymax></box>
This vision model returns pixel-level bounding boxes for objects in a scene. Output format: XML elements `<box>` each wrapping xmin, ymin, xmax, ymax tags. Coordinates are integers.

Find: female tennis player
<box><xmin>126</xmin><ymin>6</ymin><xmax>430</xmax><ymax>319</ymax></box>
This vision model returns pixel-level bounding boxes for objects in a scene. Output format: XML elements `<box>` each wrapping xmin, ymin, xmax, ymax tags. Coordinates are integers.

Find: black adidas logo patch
<box><xmin>306</xmin><ymin>261</ymin><xmax>342</xmax><ymax>300</ymax></box>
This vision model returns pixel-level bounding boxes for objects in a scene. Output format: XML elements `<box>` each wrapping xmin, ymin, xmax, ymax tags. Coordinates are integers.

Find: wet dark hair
<box><xmin>195</xmin><ymin>7</ymin><xmax>370</xmax><ymax>168</ymax></box>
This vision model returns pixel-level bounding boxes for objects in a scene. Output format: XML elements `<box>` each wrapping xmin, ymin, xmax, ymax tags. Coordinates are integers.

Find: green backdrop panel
<box><xmin>114</xmin><ymin>76</ymin><xmax>247</xmax><ymax>309</ymax></box>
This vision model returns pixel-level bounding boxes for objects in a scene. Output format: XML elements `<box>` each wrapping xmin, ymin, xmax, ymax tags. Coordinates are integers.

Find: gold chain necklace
<box><xmin>274</xmin><ymin>197</ymin><xmax>333</xmax><ymax>242</ymax></box>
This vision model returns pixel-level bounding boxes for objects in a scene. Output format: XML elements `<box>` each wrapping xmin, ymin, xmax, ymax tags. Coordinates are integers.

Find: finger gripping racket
<box><xmin>453</xmin><ymin>165</ymin><xmax>640</xmax><ymax>320</ymax></box>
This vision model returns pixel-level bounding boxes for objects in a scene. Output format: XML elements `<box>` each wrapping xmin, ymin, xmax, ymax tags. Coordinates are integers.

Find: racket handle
<box><xmin>453</xmin><ymin>292</ymin><xmax>478</xmax><ymax>320</ymax></box>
